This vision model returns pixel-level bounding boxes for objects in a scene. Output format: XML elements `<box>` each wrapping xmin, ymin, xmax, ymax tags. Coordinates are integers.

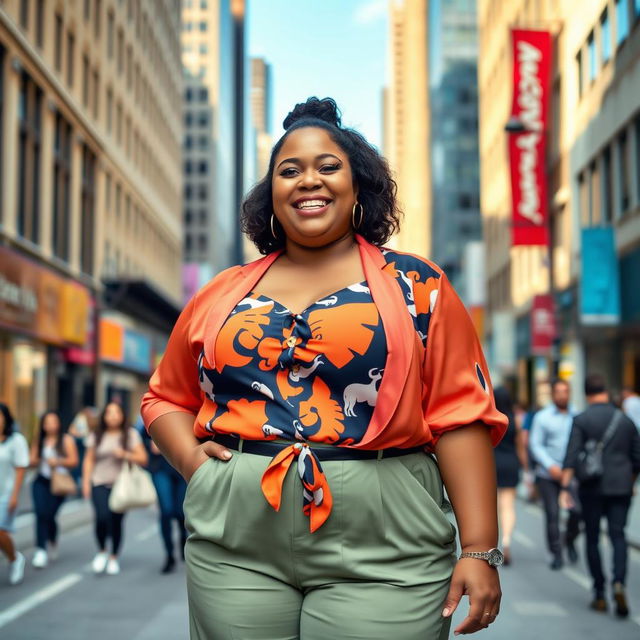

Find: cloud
<box><xmin>353</xmin><ymin>0</ymin><xmax>387</xmax><ymax>25</ymax></box>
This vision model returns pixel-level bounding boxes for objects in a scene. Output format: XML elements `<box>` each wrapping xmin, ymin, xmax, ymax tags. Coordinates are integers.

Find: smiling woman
<box><xmin>142</xmin><ymin>96</ymin><xmax>508</xmax><ymax>640</ymax></box>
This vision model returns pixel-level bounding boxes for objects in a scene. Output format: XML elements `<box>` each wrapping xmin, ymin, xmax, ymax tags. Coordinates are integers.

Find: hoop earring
<box><xmin>352</xmin><ymin>202</ymin><xmax>364</xmax><ymax>229</ymax></box>
<box><xmin>270</xmin><ymin>214</ymin><xmax>278</xmax><ymax>239</ymax></box>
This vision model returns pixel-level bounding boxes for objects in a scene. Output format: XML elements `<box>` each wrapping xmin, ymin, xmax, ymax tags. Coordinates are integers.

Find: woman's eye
<box><xmin>320</xmin><ymin>163</ymin><xmax>341</xmax><ymax>172</ymax></box>
<box><xmin>280</xmin><ymin>168</ymin><xmax>298</xmax><ymax>177</ymax></box>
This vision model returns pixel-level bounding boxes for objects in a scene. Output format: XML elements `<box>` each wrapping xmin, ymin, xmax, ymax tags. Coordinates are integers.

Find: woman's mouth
<box><xmin>292</xmin><ymin>198</ymin><xmax>332</xmax><ymax>216</ymax></box>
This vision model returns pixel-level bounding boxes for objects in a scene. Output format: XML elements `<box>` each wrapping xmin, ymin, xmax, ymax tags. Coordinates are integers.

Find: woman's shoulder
<box><xmin>379</xmin><ymin>246</ymin><xmax>444</xmax><ymax>282</ymax></box>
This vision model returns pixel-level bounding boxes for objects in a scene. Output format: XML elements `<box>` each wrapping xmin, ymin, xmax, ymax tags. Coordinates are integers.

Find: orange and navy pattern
<box><xmin>197</xmin><ymin>250</ymin><xmax>442</xmax><ymax>531</ymax></box>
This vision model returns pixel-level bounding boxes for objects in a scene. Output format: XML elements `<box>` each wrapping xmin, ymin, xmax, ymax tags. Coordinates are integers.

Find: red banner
<box><xmin>509</xmin><ymin>30</ymin><xmax>552</xmax><ymax>246</ymax></box>
<box><xmin>531</xmin><ymin>294</ymin><xmax>556</xmax><ymax>355</ymax></box>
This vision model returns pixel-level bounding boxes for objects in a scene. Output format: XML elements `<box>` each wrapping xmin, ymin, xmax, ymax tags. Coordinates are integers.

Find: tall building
<box><xmin>429</xmin><ymin>0</ymin><xmax>482</xmax><ymax>295</ymax></box>
<box><xmin>181</xmin><ymin>0</ymin><xmax>246</xmax><ymax>300</ymax></box>
<box><xmin>477</xmin><ymin>0</ymin><xmax>640</xmax><ymax>407</ymax></box>
<box><xmin>384</xmin><ymin>0</ymin><xmax>431</xmax><ymax>257</ymax></box>
<box><xmin>0</xmin><ymin>0</ymin><xmax>183</xmax><ymax>434</ymax></box>
<box><xmin>250</xmin><ymin>56</ymin><xmax>272</xmax><ymax>178</ymax></box>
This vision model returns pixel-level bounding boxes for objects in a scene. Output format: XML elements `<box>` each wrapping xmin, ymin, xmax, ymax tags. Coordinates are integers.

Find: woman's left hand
<box><xmin>113</xmin><ymin>447</ymin><xmax>126</xmax><ymax>460</ymax></box>
<box><xmin>441</xmin><ymin>558</ymin><xmax>501</xmax><ymax>635</ymax></box>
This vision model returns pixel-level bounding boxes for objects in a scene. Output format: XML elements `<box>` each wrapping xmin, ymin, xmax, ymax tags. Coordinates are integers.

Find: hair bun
<box><xmin>282</xmin><ymin>97</ymin><xmax>342</xmax><ymax>130</ymax></box>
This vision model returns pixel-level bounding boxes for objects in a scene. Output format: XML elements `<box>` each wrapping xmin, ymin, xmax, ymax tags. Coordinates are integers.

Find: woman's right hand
<box><xmin>181</xmin><ymin>440</ymin><xmax>232</xmax><ymax>482</ymax></box>
<box><xmin>82</xmin><ymin>482</ymin><xmax>91</xmax><ymax>500</ymax></box>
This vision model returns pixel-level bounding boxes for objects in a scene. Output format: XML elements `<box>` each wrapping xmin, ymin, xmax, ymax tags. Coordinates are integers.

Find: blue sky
<box><xmin>248</xmin><ymin>0</ymin><xmax>388</xmax><ymax>150</ymax></box>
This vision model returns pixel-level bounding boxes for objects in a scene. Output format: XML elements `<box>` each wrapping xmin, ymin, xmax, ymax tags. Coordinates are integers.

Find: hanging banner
<box><xmin>508</xmin><ymin>29</ymin><xmax>552</xmax><ymax>246</ymax></box>
<box><xmin>531</xmin><ymin>294</ymin><xmax>556</xmax><ymax>355</ymax></box>
<box><xmin>580</xmin><ymin>227</ymin><xmax>620</xmax><ymax>326</ymax></box>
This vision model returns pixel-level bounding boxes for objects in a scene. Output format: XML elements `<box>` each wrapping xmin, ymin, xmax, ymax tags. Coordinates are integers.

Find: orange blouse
<box><xmin>141</xmin><ymin>235</ymin><xmax>507</xmax><ymax>530</ymax></box>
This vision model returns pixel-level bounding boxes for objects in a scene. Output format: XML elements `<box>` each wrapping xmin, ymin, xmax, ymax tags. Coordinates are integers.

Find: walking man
<box><xmin>561</xmin><ymin>374</ymin><xmax>640</xmax><ymax>616</ymax></box>
<box><xmin>529</xmin><ymin>378</ymin><xmax>581</xmax><ymax>569</ymax></box>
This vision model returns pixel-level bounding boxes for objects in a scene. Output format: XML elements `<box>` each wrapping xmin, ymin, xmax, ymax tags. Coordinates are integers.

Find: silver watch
<box><xmin>459</xmin><ymin>548</ymin><xmax>504</xmax><ymax>567</ymax></box>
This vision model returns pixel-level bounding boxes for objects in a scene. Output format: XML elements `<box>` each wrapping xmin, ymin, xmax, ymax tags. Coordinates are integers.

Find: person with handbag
<box><xmin>29</xmin><ymin>411</ymin><xmax>79</xmax><ymax>569</ymax></box>
<box><xmin>82</xmin><ymin>402</ymin><xmax>148</xmax><ymax>576</ymax></box>
<box><xmin>560</xmin><ymin>373</ymin><xmax>640</xmax><ymax>617</ymax></box>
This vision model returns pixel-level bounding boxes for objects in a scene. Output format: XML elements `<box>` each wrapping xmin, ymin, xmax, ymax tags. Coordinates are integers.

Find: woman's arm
<box><xmin>53</xmin><ymin>435</ymin><xmax>79</xmax><ymax>469</ymax></box>
<box><xmin>115</xmin><ymin>441</ymin><xmax>149</xmax><ymax>467</ymax></box>
<box><xmin>436</xmin><ymin>423</ymin><xmax>501</xmax><ymax>636</ymax></box>
<box><xmin>82</xmin><ymin>446</ymin><xmax>95</xmax><ymax>499</ymax></box>
<box><xmin>9</xmin><ymin>467</ymin><xmax>27</xmax><ymax>513</ymax></box>
<box><xmin>148</xmin><ymin>411</ymin><xmax>232</xmax><ymax>481</ymax></box>
<box><xmin>29</xmin><ymin>442</ymin><xmax>40</xmax><ymax>468</ymax></box>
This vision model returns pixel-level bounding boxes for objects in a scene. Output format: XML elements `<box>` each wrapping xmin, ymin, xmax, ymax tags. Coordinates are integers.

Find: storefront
<box><xmin>0</xmin><ymin>246</ymin><xmax>92</xmax><ymax>442</ymax></box>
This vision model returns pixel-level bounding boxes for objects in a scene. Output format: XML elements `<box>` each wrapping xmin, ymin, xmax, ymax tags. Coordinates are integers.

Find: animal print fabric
<box><xmin>197</xmin><ymin>250</ymin><xmax>441</xmax><ymax>531</ymax></box>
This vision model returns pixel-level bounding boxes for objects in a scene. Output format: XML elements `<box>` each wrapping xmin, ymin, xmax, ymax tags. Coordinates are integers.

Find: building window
<box><xmin>198</xmin><ymin>185</ymin><xmax>207</xmax><ymax>200</ymax></box>
<box><xmin>126</xmin><ymin>45</ymin><xmax>133</xmax><ymax>89</ymax></box>
<box><xmin>35</xmin><ymin>0</ymin><xmax>45</xmax><ymax>48</ymax></box>
<box><xmin>578</xmin><ymin>171</ymin><xmax>589</xmax><ymax>227</ymax></box>
<box><xmin>54</xmin><ymin>13</ymin><xmax>63</xmax><ymax>71</ymax></box>
<box><xmin>199</xmin><ymin>21</ymin><xmax>207</xmax><ymax>32</ymax></box>
<box><xmin>185</xmin><ymin>160</ymin><xmax>192</xmax><ymax>174</ymax></box>
<box><xmin>184</xmin><ymin>134</ymin><xmax>192</xmax><ymax>149</ymax></box>
<box><xmin>67</xmin><ymin>31</ymin><xmax>75</xmax><ymax>86</ymax></box>
<box><xmin>587</xmin><ymin>32</ymin><xmax>597</xmax><ymax>82</ymax></box>
<box><xmin>116</xmin><ymin>102</ymin><xmax>122</xmax><ymax>143</ymax></box>
<box><xmin>199</xmin><ymin>235</ymin><xmax>207</xmax><ymax>252</ymax></box>
<box><xmin>618</xmin><ymin>130</ymin><xmax>630</xmax><ymax>214</ymax></box>
<box><xmin>185</xmin><ymin>88</ymin><xmax>193</xmax><ymax>101</ymax></box>
<box><xmin>82</xmin><ymin>54</ymin><xmax>90</xmax><ymax>107</ymax></box>
<box><xmin>589</xmin><ymin>160</ymin><xmax>600</xmax><ymax>225</ymax></box>
<box><xmin>52</xmin><ymin>112</ymin><xmax>72</xmax><ymax>261</ymax></box>
<box><xmin>199</xmin><ymin>88</ymin><xmax>208</xmax><ymax>101</ymax></box>
<box><xmin>185</xmin><ymin>234</ymin><xmax>192</xmax><ymax>253</ymax></box>
<box><xmin>117</xmin><ymin>28</ymin><xmax>124</xmax><ymax>73</ymax></box>
<box><xmin>198</xmin><ymin>161</ymin><xmax>208</xmax><ymax>174</ymax></box>
<box><xmin>17</xmin><ymin>72</ymin><xmax>42</xmax><ymax>244</ymax></box>
<box><xmin>94</xmin><ymin>0</ymin><xmax>101</xmax><ymax>38</ymax></box>
<box><xmin>80</xmin><ymin>146</ymin><xmax>96</xmax><ymax>275</ymax></box>
<box><xmin>84</xmin><ymin>0</ymin><xmax>90</xmax><ymax>22</ymax></box>
<box><xmin>198</xmin><ymin>112</ymin><xmax>208</xmax><ymax>126</ymax></box>
<box><xmin>184</xmin><ymin>209</ymin><xmax>192</xmax><ymax>224</ymax></box>
<box><xmin>92</xmin><ymin>68</ymin><xmax>99</xmax><ymax>119</ymax></box>
<box><xmin>107</xmin><ymin>12</ymin><xmax>114</xmax><ymax>58</ymax></box>
<box><xmin>616</xmin><ymin>0</ymin><xmax>629</xmax><ymax>45</ymax></box>
<box><xmin>601</xmin><ymin>9</ymin><xmax>611</xmax><ymax>63</ymax></box>
<box><xmin>200</xmin><ymin>209</ymin><xmax>207</xmax><ymax>224</ymax></box>
<box><xmin>184</xmin><ymin>184</ymin><xmax>192</xmax><ymax>200</ymax></box>
<box><xmin>602</xmin><ymin>145</ymin><xmax>613</xmax><ymax>223</ymax></box>
<box><xmin>106</xmin><ymin>87</ymin><xmax>113</xmax><ymax>133</ymax></box>
<box><xmin>20</xmin><ymin>0</ymin><xmax>29</xmax><ymax>29</ymax></box>
<box><xmin>199</xmin><ymin>44</ymin><xmax>208</xmax><ymax>55</ymax></box>
<box><xmin>199</xmin><ymin>135</ymin><xmax>208</xmax><ymax>149</ymax></box>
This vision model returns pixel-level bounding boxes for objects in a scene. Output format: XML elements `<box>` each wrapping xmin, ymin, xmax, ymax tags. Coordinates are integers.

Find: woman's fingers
<box><xmin>442</xmin><ymin>577</ymin><xmax>465</xmax><ymax>618</ymax></box>
<box><xmin>201</xmin><ymin>440</ymin><xmax>232</xmax><ymax>461</ymax></box>
<box><xmin>453</xmin><ymin>585</ymin><xmax>501</xmax><ymax>635</ymax></box>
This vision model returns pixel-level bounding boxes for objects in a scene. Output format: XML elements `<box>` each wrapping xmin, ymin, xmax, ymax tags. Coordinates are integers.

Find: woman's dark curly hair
<box><xmin>241</xmin><ymin>97</ymin><xmax>401</xmax><ymax>254</ymax></box>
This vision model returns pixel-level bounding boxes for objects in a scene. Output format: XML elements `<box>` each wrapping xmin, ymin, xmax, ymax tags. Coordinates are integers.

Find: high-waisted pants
<box><xmin>184</xmin><ymin>448</ymin><xmax>457</xmax><ymax>640</ymax></box>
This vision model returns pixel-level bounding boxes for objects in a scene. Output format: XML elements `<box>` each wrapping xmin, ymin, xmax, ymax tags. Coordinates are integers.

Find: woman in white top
<box><xmin>82</xmin><ymin>402</ymin><xmax>147</xmax><ymax>575</ymax></box>
<box><xmin>29</xmin><ymin>411</ymin><xmax>79</xmax><ymax>568</ymax></box>
<box><xmin>0</xmin><ymin>402</ymin><xmax>30</xmax><ymax>585</ymax></box>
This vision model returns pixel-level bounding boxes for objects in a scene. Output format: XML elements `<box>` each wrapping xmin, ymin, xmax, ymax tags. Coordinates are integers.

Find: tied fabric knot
<box><xmin>261</xmin><ymin>443</ymin><xmax>333</xmax><ymax>533</ymax></box>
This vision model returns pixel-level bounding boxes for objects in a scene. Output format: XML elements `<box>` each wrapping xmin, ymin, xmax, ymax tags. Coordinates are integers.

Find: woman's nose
<box><xmin>299</xmin><ymin>169</ymin><xmax>322</xmax><ymax>188</ymax></box>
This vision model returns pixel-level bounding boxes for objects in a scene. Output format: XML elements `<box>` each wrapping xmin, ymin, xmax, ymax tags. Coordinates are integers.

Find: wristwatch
<box><xmin>459</xmin><ymin>548</ymin><xmax>504</xmax><ymax>567</ymax></box>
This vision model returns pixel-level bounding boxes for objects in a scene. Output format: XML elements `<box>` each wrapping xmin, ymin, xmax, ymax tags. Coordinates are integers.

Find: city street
<box><xmin>1</xmin><ymin>499</ymin><xmax>639</xmax><ymax>639</ymax></box>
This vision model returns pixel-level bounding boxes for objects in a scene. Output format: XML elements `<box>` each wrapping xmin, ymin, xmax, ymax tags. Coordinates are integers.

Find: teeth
<box><xmin>296</xmin><ymin>200</ymin><xmax>329</xmax><ymax>209</ymax></box>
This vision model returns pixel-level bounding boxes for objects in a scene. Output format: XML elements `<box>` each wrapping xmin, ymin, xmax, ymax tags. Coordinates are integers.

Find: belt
<box><xmin>209</xmin><ymin>434</ymin><xmax>426</xmax><ymax>533</ymax></box>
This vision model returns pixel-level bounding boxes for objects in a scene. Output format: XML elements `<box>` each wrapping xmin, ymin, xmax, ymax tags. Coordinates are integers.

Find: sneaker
<box><xmin>613</xmin><ymin>582</ymin><xmax>629</xmax><ymax>618</ymax></box>
<box><xmin>92</xmin><ymin>551</ymin><xmax>109</xmax><ymax>574</ymax></box>
<box><xmin>32</xmin><ymin>548</ymin><xmax>48</xmax><ymax>569</ymax></box>
<box><xmin>9</xmin><ymin>552</ymin><xmax>26</xmax><ymax>585</ymax></box>
<box><xmin>106</xmin><ymin>558</ymin><xmax>120</xmax><ymax>575</ymax></box>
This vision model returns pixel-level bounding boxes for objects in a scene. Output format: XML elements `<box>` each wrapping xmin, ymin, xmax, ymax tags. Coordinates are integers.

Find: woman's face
<box><xmin>42</xmin><ymin>413</ymin><xmax>61</xmax><ymax>436</ymax></box>
<box><xmin>271</xmin><ymin>127</ymin><xmax>358</xmax><ymax>248</ymax></box>
<box><xmin>104</xmin><ymin>403</ymin><xmax>124</xmax><ymax>430</ymax></box>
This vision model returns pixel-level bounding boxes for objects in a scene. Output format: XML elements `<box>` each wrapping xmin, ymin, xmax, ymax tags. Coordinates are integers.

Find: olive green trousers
<box><xmin>183</xmin><ymin>448</ymin><xmax>457</xmax><ymax>640</ymax></box>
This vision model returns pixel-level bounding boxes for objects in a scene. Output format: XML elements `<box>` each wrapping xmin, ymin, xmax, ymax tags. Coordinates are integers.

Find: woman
<box><xmin>0</xmin><ymin>402</ymin><xmax>29</xmax><ymax>585</ymax></box>
<box><xmin>493</xmin><ymin>387</ymin><xmax>525</xmax><ymax>565</ymax></box>
<box><xmin>140</xmin><ymin>422</ymin><xmax>188</xmax><ymax>573</ymax></box>
<box><xmin>30</xmin><ymin>411</ymin><xmax>79</xmax><ymax>568</ymax></box>
<box><xmin>82</xmin><ymin>402</ymin><xmax>147</xmax><ymax>575</ymax></box>
<box><xmin>142</xmin><ymin>97</ymin><xmax>507</xmax><ymax>639</ymax></box>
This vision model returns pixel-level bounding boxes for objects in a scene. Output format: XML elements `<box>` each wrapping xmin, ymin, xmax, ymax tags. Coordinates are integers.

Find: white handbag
<box><xmin>108</xmin><ymin>462</ymin><xmax>157</xmax><ymax>513</ymax></box>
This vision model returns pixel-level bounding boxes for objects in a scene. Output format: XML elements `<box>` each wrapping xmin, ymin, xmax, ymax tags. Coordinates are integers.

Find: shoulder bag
<box><xmin>51</xmin><ymin>468</ymin><xmax>78</xmax><ymax>497</ymax></box>
<box><xmin>575</xmin><ymin>409</ymin><xmax>623</xmax><ymax>483</ymax></box>
<box><xmin>108</xmin><ymin>461</ymin><xmax>157</xmax><ymax>513</ymax></box>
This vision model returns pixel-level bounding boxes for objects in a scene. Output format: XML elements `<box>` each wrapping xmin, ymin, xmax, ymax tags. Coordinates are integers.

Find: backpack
<box><xmin>575</xmin><ymin>410</ymin><xmax>622</xmax><ymax>483</ymax></box>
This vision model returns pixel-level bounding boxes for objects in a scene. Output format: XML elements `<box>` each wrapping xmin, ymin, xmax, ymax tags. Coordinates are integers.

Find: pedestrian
<box><xmin>142</xmin><ymin>97</ymin><xmax>508</xmax><ymax>639</ymax></box>
<box><xmin>68</xmin><ymin>406</ymin><xmax>98</xmax><ymax>488</ymax></box>
<box><xmin>621</xmin><ymin>386</ymin><xmax>640</xmax><ymax>431</ymax></box>
<box><xmin>139</xmin><ymin>419</ymin><xmax>187</xmax><ymax>574</ymax></box>
<box><xmin>0</xmin><ymin>402</ymin><xmax>29</xmax><ymax>585</ymax></box>
<box><xmin>82</xmin><ymin>402</ymin><xmax>148</xmax><ymax>576</ymax></box>
<box><xmin>493</xmin><ymin>386</ymin><xmax>525</xmax><ymax>566</ymax></box>
<box><xmin>560</xmin><ymin>373</ymin><xmax>640</xmax><ymax>616</ymax></box>
<box><xmin>29</xmin><ymin>410</ymin><xmax>79</xmax><ymax>568</ymax></box>
<box><xmin>529</xmin><ymin>378</ymin><xmax>581</xmax><ymax>569</ymax></box>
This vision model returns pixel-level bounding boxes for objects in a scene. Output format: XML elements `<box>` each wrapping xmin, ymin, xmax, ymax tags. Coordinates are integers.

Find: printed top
<box><xmin>141</xmin><ymin>236</ymin><xmax>508</xmax><ymax>532</ymax></box>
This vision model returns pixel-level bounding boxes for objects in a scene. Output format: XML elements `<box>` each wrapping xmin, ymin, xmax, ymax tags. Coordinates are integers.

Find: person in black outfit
<box><xmin>561</xmin><ymin>373</ymin><xmax>640</xmax><ymax>617</ymax></box>
<box><xmin>493</xmin><ymin>387</ymin><xmax>524</xmax><ymax>565</ymax></box>
<box><xmin>139</xmin><ymin>420</ymin><xmax>188</xmax><ymax>573</ymax></box>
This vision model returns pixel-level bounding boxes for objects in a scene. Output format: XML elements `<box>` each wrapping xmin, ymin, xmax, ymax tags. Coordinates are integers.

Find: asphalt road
<box><xmin>0</xmin><ymin>499</ymin><xmax>639</xmax><ymax>639</ymax></box>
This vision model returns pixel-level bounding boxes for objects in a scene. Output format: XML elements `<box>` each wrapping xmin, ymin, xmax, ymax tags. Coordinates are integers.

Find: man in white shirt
<box><xmin>622</xmin><ymin>387</ymin><xmax>640</xmax><ymax>431</ymax></box>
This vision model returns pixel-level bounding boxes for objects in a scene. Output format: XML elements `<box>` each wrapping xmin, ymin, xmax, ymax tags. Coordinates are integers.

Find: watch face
<box><xmin>488</xmin><ymin>548</ymin><xmax>504</xmax><ymax>567</ymax></box>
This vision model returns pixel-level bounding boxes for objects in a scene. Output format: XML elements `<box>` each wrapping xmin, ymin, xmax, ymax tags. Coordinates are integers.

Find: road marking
<box><xmin>512</xmin><ymin>601</ymin><xmax>568</xmax><ymax>616</ymax></box>
<box><xmin>135</xmin><ymin>524</ymin><xmax>158</xmax><ymax>542</ymax></box>
<box><xmin>0</xmin><ymin>573</ymin><xmax>83</xmax><ymax>629</ymax></box>
<box><xmin>512</xmin><ymin>530</ymin><xmax>535</xmax><ymax>549</ymax></box>
<box><xmin>562</xmin><ymin>566</ymin><xmax>591</xmax><ymax>590</ymax></box>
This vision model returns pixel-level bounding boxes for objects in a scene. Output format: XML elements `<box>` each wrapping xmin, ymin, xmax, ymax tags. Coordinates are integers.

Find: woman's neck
<box><xmin>283</xmin><ymin>231</ymin><xmax>357</xmax><ymax>267</ymax></box>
